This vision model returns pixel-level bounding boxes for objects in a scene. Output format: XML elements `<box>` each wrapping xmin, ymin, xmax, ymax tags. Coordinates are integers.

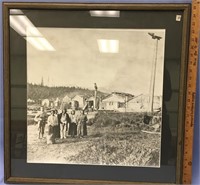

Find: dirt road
<box><xmin>27</xmin><ymin>124</ymin><xmax>160</xmax><ymax>167</ymax></box>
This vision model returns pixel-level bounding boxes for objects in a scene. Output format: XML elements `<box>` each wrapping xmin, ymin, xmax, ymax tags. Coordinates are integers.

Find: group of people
<box><xmin>34</xmin><ymin>107</ymin><xmax>88</xmax><ymax>144</ymax></box>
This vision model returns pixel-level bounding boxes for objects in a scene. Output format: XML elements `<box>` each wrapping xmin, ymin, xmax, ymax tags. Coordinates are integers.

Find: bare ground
<box><xmin>27</xmin><ymin>123</ymin><xmax>161</xmax><ymax>167</ymax></box>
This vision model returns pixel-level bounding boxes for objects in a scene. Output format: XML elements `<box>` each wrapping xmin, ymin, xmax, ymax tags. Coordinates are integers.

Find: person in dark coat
<box><xmin>68</xmin><ymin>110</ymin><xmax>78</xmax><ymax>137</ymax></box>
<box><xmin>77</xmin><ymin>110</ymin><xmax>88</xmax><ymax>137</ymax></box>
<box><xmin>54</xmin><ymin>109</ymin><xmax>60</xmax><ymax>139</ymax></box>
<box><xmin>58</xmin><ymin>109</ymin><xmax>70</xmax><ymax>139</ymax></box>
<box><xmin>34</xmin><ymin>106</ymin><xmax>47</xmax><ymax>139</ymax></box>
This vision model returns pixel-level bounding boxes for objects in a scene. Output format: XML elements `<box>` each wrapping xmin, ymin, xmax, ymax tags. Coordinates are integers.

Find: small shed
<box><xmin>42</xmin><ymin>99</ymin><xmax>50</xmax><ymax>107</ymax></box>
<box><xmin>72</xmin><ymin>95</ymin><xmax>87</xmax><ymax>109</ymax></box>
<box><xmin>61</xmin><ymin>95</ymin><xmax>72</xmax><ymax>110</ymax></box>
<box><xmin>54</xmin><ymin>97</ymin><xmax>61</xmax><ymax>108</ymax></box>
<box><xmin>87</xmin><ymin>96</ymin><xmax>100</xmax><ymax>110</ymax></box>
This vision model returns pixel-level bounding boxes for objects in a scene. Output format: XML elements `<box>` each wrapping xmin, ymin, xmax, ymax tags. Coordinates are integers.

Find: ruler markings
<box><xmin>183</xmin><ymin>0</ymin><xmax>200</xmax><ymax>184</ymax></box>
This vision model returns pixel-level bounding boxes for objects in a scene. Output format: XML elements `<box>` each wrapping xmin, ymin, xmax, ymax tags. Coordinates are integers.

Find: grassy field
<box><xmin>27</xmin><ymin>111</ymin><xmax>161</xmax><ymax>167</ymax></box>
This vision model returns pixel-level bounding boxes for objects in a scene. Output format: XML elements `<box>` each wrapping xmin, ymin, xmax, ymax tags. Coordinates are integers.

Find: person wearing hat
<box><xmin>46</xmin><ymin>109</ymin><xmax>58</xmax><ymax>144</ymax></box>
<box><xmin>68</xmin><ymin>110</ymin><xmax>78</xmax><ymax>138</ymax></box>
<box><xmin>34</xmin><ymin>106</ymin><xmax>47</xmax><ymax>139</ymax></box>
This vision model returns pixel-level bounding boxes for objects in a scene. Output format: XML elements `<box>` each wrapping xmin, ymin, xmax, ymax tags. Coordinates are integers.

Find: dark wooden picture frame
<box><xmin>3</xmin><ymin>2</ymin><xmax>192</xmax><ymax>184</ymax></box>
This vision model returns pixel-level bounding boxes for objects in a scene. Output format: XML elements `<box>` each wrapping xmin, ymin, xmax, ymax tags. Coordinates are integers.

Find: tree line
<box><xmin>27</xmin><ymin>83</ymin><xmax>106</xmax><ymax>100</ymax></box>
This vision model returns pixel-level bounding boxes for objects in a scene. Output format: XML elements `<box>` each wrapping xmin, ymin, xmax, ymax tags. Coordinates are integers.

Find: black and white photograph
<box><xmin>27</xmin><ymin>28</ymin><xmax>165</xmax><ymax>167</ymax></box>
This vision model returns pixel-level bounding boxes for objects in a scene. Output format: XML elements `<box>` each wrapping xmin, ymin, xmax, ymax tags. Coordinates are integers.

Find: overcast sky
<box><xmin>27</xmin><ymin>28</ymin><xmax>165</xmax><ymax>96</ymax></box>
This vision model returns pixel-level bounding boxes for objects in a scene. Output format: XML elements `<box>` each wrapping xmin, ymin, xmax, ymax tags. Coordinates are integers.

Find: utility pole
<box><xmin>148</xmin><ymin>33</ymin><xmax>162</xmax><ymax>114</ymax></box>
<box><xmin>41</xmin><ymin>76</ymin><xmax>44</xmax><ymax>86</ymax></box>
<box><xmin>125</xmin><ymin>96</ymin><xmax>128</xmax><ymax>112</ymax></box>
<box><xmin>94</xmin><ymin>83</ymin><xmax>98</xmax><ymax>110</ymax></box>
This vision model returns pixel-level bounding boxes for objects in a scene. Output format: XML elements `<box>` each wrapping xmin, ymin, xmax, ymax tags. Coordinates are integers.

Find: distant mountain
<box><xmin>27</xmin><ymin>83</ymin><xmax>107</xmax><ymax>100</ymax></box>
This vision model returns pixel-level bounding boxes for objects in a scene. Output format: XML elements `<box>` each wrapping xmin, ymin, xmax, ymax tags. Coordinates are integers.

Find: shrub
<box><xmin>92</xmin><ymin>111</ymin><xmax>144</xmax><ymax>128</ymax></box>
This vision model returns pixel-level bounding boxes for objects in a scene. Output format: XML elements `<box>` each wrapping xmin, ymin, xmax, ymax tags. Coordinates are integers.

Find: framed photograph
<box><xmin>3</xmin><ymin>2</ymin><xmax>191</xmax><ymax>184</ymax></box>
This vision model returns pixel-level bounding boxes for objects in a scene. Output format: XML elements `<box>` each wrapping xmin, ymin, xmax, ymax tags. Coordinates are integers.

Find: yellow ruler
<box><xmin>183</xmin><ymin>0</ymin><xmax>200</xmax><ymax>184</ymax></box>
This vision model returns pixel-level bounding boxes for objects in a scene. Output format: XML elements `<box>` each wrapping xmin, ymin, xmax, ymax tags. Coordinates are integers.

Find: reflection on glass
<box><xmin>97</xmin><ymin>39</ymin><xmax>119</xmax><ymax>53</ymax></box>
<box><xmin>9</xmin><ymin>9</ymin><xmax>55</xmax><ymax>51</ymax></box>
<box><xmin>10</xmin><ymin>9</ymin><xmax>23</xmax><ymax>15</ymax></box>
<box><xmin>90</xmin><ymin>10</ymin><xmax>120</xmax><ymax>17</ymax></box>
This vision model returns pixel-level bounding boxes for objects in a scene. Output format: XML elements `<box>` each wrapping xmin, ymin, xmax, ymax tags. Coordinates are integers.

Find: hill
<box><xmin>27</xmin><ymin>83</ymin><xmax>107</xmax><ymax>100</ymax></box>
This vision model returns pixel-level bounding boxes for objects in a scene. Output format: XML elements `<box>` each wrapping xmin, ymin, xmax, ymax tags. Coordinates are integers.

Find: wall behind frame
<box><xmin>0</xmin><ymin>0</ymin><xmax>199</xmax><ymax>185</ymax></box>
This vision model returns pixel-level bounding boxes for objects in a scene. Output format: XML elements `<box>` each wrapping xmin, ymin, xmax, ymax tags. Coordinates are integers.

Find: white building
<box><xmin>127</xmin><ymin>94</ymin><xmax>162</xmax><ymax>112</ymax></box>
<box><xmin>101</xmin><ymin>92</ymin><xmax>134</xmax><ymax>111</ymax></box>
